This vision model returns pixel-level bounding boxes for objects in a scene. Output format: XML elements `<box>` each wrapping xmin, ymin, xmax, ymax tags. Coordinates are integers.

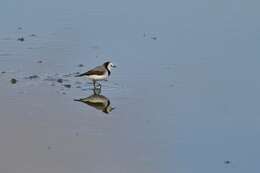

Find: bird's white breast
<box><xmin>86</xmin><ymin>72</ymin><xmax>108</xmax><ymax>81</ymax></box>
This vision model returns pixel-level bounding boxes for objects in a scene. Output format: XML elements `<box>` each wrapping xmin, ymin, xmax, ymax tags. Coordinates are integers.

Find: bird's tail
<box><xmin>74</xmin><ymin>98</ymin><xmax>82</xmax><ymax>102</ymax></box>
<box><xmin>75</xmin><ymin>73</ymin><xmax>84</xmax><ymax>77</ymax></box>
<box><xmin>75</xmin><ymin>72</ymin><xmax>88</xmax><ymax>77</ymax></box>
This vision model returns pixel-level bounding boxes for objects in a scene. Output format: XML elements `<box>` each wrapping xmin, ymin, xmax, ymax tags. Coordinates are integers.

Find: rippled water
<box><xmin>0</xmin><ymin>0</ymin><xmax>260</xmax><ymax>172</ymax></box>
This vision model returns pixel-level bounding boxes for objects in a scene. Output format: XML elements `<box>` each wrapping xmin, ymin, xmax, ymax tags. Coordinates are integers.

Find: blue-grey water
<box><xmin>0</xmin><ymin>0</ymin><xmax>260</xmax><ymax>172</ymax></box>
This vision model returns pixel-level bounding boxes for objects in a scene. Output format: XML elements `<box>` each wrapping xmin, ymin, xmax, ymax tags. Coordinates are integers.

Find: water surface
<box><xmin>0</xmin><ymin>0</ymin><xmax>260</xmax><ymax>172</ymax></box>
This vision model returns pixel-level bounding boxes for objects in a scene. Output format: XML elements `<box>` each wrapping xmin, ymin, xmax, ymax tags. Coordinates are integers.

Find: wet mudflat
<box><xmin>0</xmin><ymin>0</ymin><xmax>260</xmax><ymax>173</ymax></box>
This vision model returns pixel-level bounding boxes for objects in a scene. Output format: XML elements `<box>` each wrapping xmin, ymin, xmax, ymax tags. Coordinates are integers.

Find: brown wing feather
<box><xmin>76</xmin><ymin>65</ymin><xmax>105</xmax><ymax>77</ymax></box>
<box><xmin>85</xmin><ymin>69</ymin><xmax>105</xmax><ymax>76</ymax></box>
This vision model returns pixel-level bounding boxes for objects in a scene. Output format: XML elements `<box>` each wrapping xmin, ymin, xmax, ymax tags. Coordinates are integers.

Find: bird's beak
<box><xmin>112</xmin><ymin>65</ymin><xmax>117</xmax><ymax>68</ymax></box>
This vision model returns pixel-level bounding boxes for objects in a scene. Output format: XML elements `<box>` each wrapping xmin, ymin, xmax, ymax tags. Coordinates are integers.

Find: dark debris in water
<box><xmin>151</xmin><ymin>36</ymin><xmax>157</xmax><ymax>40</ymax></box>
<box><xmin>29</xmin><ymin>34</ymin><xmax>37</xmax><ymax>37</ymax></box>
<box><xmin>37</xmin><ymin>60</ymin><xmax>43</xmax><ymax>63</ymax></box>
<box><xmin>1</xmin><ymin>71</ymin><xmax>6</xmax><ymax>74</ymax></box>
<box><xmin>63</xmin><ymin>84</ymin><xmax>71</xmax><ymax>88</ymax></box>
<box><xmin>17</xmin><ymin>37</ymin><xmax>25</xmax><ymax>42</ymax></box>
<box><xmin>63</xmin><ymin>72</ymin><xmax>80</xmax><ymax>78</ymax></box>
<box><xmin>224</xmin><ymin>160</ymin><xmax>231</xmax><ymax>164</ymax></box>
<box><xmin>10</xmin><ymin>78</ymin><xmax>17</xmax><ymax>84</ymax></box>
<box><xmin>25</xmin><ymin>75</ymin><xmax>39</xmax><ymax>80</ymax></box>
<box><xmin>57</xmin><ymin>78</ymin><xmax>63</xmax><ymax>83</ymax></box>
<box><xmin>44</xmin><ymin>76</ymin><xmax>70</xmax><ymax>85</ymax></box>
<box><xmin>78</xmin><ymin>64</ymin><xmax>84</xmax><ymax>67</ymax></box>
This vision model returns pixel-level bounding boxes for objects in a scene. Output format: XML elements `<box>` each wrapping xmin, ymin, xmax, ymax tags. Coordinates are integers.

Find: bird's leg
<box><xmin>98</xmin><ymin>83</ymin><xmax>102</xmax><ymax>89</ymax></box>
<box><xmin>93</xmin><ymin>87</ymin><xmax>101</xmax><ymax>95</ymax></box>
<box><xmin>93</xmin><ymin>80</ymin><xmax>96</xmax><ymax>88</ymax></box>
<box><xmin>94</xmin><ymin>81</ymin><xmax>101</xmax><ymax>89</ymax></box>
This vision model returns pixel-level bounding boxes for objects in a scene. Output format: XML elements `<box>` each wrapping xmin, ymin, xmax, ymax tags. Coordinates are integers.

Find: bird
<box><xmin>74</xmin><ymin>90</ymin><xmax>114</xmax><ymax>114</ymax></box>
<box><xmin>75</xmin><ymin>61</ymin><xmax>116</xmax><ymax>88</ymax></box>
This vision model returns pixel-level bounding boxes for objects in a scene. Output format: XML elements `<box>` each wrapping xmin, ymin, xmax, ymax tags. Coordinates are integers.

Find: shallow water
<box><xmin>0</xmin><ymin>0</ymin><xmax>260</xmax><ymax>172</ymax></box>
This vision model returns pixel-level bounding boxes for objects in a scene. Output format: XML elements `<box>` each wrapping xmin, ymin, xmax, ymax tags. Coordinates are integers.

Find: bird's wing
<box><xmin>76</xmin><ymin>66</ymin><xmax>105</xmax><ymax>77</ymax></box>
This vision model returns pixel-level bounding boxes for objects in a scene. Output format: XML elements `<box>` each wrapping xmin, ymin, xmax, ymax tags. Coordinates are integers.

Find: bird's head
<box><xmin>104</xmin><ymin>61</ymin><xmax>116</xmax><ymax>71</ymax></box>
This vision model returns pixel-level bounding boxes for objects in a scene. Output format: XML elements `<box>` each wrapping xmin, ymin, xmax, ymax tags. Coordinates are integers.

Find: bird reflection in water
<box><xmin>74</xmin><ymin>88</ymin><xmax>114</xmax><ymax>114</ymax></box>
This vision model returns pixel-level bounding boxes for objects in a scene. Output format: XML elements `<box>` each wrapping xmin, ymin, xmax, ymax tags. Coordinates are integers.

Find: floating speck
<box><xmin>10</xmin><ymin>78</ymin><xmax>17</xmax><ymax>84</ymax></box>
<box><xmin>78</xmin><ymin>64</ymin><xmax>84</xmax><ymax>67</ymax></box>
<box><xmin>151</xmin><ymin>36</ymin><xmax>157</xmax><ymax>40</ymax></box>
<box><xmin>17</xmin><ymin>37</ymin><xmax>24</xmax><ymax>42</ymax></box>
<box><xmin>224</xmin><ymin>160</ymin><xmax>231</xmax><ymax>164</ymax></box>
<box><xmin>25</xmin><ymin>75</ymin><xmax>39</xmax><ymax>80</ymax></box>
<box><xmin>64</xmin><ymin>84</ymin><xmax>71</xmax><ymax>88</ymax></box>
<box><xmin>57</xmin><ymin>78</ymin><xmax>63</xmax><ymax>83</ymax></box>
